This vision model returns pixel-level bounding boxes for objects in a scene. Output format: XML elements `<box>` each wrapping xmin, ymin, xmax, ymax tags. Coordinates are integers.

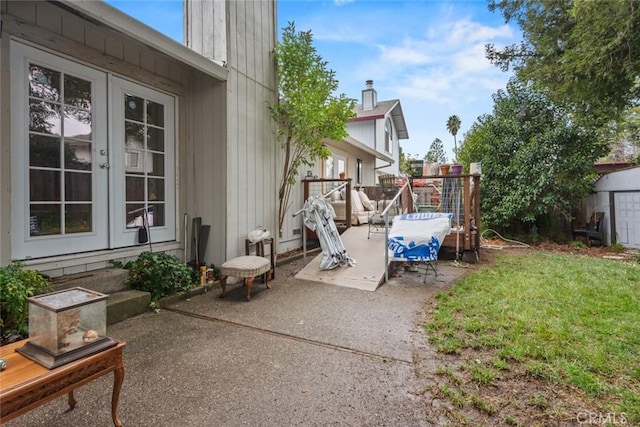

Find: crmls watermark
<box><xmin>576</xmin><ymin>412</ymin><xmax>627</xmax><ymax>425</ymax></box>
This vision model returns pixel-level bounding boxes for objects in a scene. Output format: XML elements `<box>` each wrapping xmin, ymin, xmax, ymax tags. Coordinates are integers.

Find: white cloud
<box><xmin>279</xmin><ymin>1</ymin><xmax>520</xmax><ymax>158</ymax></box>
<box><xmin>379</xmin><ymin>41</ymin><xmax>432</xmax><ymax>66</ymax></box>
<box><xmin>446</xmin><ymin>21</ymin><xmax>513</xmax><ymax>45</ymax></box>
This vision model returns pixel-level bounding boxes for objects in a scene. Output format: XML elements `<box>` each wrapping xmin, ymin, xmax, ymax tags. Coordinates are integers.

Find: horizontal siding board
<box><xmin>61</xmin><ymin>11</ymin><xmax>85</xmax><ymax>44</ymax></box>
<box><xmin>36</xmin><ymin>3</ymin><xmax>61</xmax><ymax>34</ymax></box>
<box><xmin>105</xmin><ymin>37</ymin><xmax>124</xmax><ymax>60</ymax></box>
<box><xmin>2</xmin><ymin>15</ymin><xmax>185</xmax><ymax>95</ymax></box>
<box><xmin>123</xmin><ymin>43</ymin><xmax>140</xmax><ymax>67</ymax></box>
<box><xmin>140</xmin><ymin>51</ymin><xmax>155</xmax><ymax>74</ymax></box>
<box><xmin>85</xmin><ymin>26</ymin><xmax>105</xmax><ymax>52</ymax></box>
<box><xmin>6</xmin><ymin>1</ymin><xmax>36</xmax><ymax>24</ymax></box>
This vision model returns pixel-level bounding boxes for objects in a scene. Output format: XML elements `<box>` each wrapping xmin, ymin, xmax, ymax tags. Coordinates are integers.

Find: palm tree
<box><xmin>446</xmin><ymin>115</ymin><xmax>461</xmax><ymax>160</ymax></box>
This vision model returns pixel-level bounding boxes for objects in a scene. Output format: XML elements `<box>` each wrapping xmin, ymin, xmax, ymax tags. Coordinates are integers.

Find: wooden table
<box><xmin>0</xmin><ymin>339</ymin><xmax>125</xmax><ymax>426</ymax></box>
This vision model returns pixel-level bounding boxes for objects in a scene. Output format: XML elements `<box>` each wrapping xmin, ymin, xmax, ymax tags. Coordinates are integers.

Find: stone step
<box><xmin>50</xmin><ymin>268</ymin><xmax>130</xmax><ymax>295</ymax></box>
<box><xmin>107</xmin><ymin>290</ymin><xmax>151</xmax><ymax>325</ymax></box>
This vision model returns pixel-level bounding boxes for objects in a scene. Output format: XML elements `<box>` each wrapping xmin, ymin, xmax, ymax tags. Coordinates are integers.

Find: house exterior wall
<box><xmin>347</xmin><ymin>121</ymin><xmax>376</xmax><ymax>151</ymax></box>
<box><xmin>182</xmin><ymin>73</ymin><xmax>228</xmax><ymax>266</ymax></box>
<box><xmin>324</xmin><ymin>142</ymin><xmax>377</xmax><ymax>187</ymax></box>
<box><xmin>0</xmin><ymin>1</ymin><xmax>227</xmax><ymax>274</ymax></box>
<box><xmin>186</xmin><ymin>0</ymin><xmax>278</xmax><ymax>259</ymax></box>
<box><xmin>374</xmin><ymin>114</ymin><xmax>400</xmax><ymax>177</ymax></box>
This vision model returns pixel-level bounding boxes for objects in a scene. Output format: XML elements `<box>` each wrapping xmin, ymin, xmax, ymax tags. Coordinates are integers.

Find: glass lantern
<box><xmin>17</xmin><ymin>287</ymin><xmax>116</xmax><ymax>368</ymax></box>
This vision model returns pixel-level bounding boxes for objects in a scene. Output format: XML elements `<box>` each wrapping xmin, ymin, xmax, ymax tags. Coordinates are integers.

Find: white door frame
<box><xmin>10</xmin><ymin>41</ymin><xmax>109</xmax><ymax>259</ymax></box>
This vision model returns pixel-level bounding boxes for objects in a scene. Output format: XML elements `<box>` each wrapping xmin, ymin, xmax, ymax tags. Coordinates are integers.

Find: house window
<box><xmin>356</xmin><ymin>159</ymin><xmax>363</xmax><ymax>184</ymax></box>
<box><xmin>11</xmin><ymin>42</ymin><xmax>176</xmax><ymax>259</ymax></box>
<box><xmin>384</xmin><ymin>118</ymin><xmax>393</xmax><ymax>154</ymax></box>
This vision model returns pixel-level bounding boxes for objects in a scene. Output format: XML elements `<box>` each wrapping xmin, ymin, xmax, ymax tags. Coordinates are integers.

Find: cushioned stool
<box><xmin>219</xmin><ymin>256</ymin><xmax>272</xmax><ymax>301</ymax></box>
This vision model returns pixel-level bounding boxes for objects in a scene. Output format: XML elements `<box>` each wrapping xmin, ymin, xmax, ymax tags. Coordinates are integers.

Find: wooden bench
<box><xmin>219</xmin><ymin>256</ymin><xmax>271</xmax><ymax>301</ymax></box>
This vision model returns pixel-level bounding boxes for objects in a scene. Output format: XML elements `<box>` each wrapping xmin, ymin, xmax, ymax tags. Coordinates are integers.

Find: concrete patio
<box><xmin>4</xmin><ymin>257</ymin><xmax>471</xmax><ymax>427</ymax></box>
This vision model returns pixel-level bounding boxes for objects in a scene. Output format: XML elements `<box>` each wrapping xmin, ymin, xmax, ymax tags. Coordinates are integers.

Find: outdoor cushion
<box><xmin>358</xmin><ymin>190</ymin><xmax>375</xmax><ymax>211</ymax></box>
<box><xmin>351</xmin><ymin>189</ymin><xmax>365</xmax><ymax>213</ymax></box>
<box><xmin>220</xmin><ymin>255</ymin><xmax>270</xmax><ymax>278</ymax></box>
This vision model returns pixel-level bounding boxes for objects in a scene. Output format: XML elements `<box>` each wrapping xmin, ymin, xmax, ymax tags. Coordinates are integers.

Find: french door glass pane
<box><xmin>147</xmin><ymin>127</ymin><xmax>164</xmax><ymax>151</ymax></box>
<box><xmin>30</xmin><ymin>170</ymin><xmax>60</xmax><ymax>201</ymax></box>
<box><xmin>126</xmin><ymin>203</ymin><xmax>145</xmax><ymax>229</ymax></box>
<box><xmin>149</xmin><ymin>153</ymin><xmax>165</xmax><ymax>176</ymax></box>
<box><xmin>30</xmin><ymin>204</ymin><xmax>61</xmax><ymax>236</ymax></box>
<box><xmin>124</xmin><ymin>95</ymin><xmax>144</xmax><ymax>121</ymax></box>
<box><xmin>65</xmin><ymin>171</ymin><xmax>91</xmax><ymax>201</ymax></box>
<box><xmin>126</xmin><ymin>176</ymin><xmax>145</xmax><ymax>201</ymax></box>
<box><xmin>65</xmin><ymin>204</ymin><xmax>92</xmax><ymax>234</ymax></box>
<box><xmin>28</xmin><ymin>62</ymin><xmax>94</xmax><ymax>237</ymax></box>
<box><xmin>63</xmin><ymin>106</ymin><xmax>91</xmax><ymax>138</ymax></box>
<box><xmin>64</xmin><ymin>140</ymin><xmax>92</xmax><ymax>170</ymax></box>
<box><xmin>29</xmin><ymin>65</ymin><xmax>60</xmax><ymax>101</ymax></box>
<box><xmin>30</xmin><ymin>135</ymin><xmax>60</xmax><ymax>168</ymax></box>
<box><xmin>146</xmin><ymin>101</ymin><xmax>164</xmax><ymax>127</ymax></box>
<box><xmin>64</xmin><ymin>75</ymin><xmax>91</xmax><ymax>109</ymax></box>
<box><xmin>29</xmin><ymin>100</ymin><xmax>61</xmax><ymax>135</ymax></box>
<box><xmin>123</xmin><ymin>93</ymin><xmax>166</xmax><ymax>231</ymax></box>
<box><xmin>152</xmin><ymin>204</ymin><xmax>165</xmax><ymax>226</ymax></box>
<box><xmin>148</xmin><ymin>178</ymin><xmax>165</xmax><ymax>201</ymax></box>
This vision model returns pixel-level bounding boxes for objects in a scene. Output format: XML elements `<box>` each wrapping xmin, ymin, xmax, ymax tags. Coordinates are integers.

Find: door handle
<box><xmin>100</xmin><ymin>163</ymin><xmax>110</xmax><ymax>169</ymax></box>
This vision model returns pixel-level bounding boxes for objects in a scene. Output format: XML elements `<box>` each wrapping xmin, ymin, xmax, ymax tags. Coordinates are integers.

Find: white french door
<box><xmin>110</xmin><ymin>77</ymin><xmax>176</xmax><ymax>248</ymax></box>
<box><xmin>11</xmin><ymin>42</ymin><xmax>175</xmax><ymax>259</ymax></box>
<box><xmin>11</xmin><ymin>42</ymin><xmax>108</xmax><ymax>259</ymax></box>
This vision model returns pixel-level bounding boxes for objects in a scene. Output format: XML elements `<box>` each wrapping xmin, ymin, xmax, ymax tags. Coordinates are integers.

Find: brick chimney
<box><xmin>362</xmin><ymin>79</ymin><xmax>377</xmax><ymax>111</ymax></box>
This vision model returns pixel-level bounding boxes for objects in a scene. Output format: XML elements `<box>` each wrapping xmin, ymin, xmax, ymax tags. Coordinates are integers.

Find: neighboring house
<box><xmin>278</xmin><ymin>80</ymin><xmax>409</xmax><ymax>252</ymax></box>
<box><xmin>348</xmin><ymin>80</ymin><xmax>409</xmax><ymax>180</ymax></box>
<box><xmin>0</xmin><ymin>0</ymin><xmax>278</xmax><ymax>276</ymax></box>
<box><xmin>580</xmin><ymin>165</ymin><xmax>640</xmax><ymax>248</ymax></box>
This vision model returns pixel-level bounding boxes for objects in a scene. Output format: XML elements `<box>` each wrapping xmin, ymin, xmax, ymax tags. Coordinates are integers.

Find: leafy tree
<box><xmin>399</xmin><ymin>146</ymin><xmax>421</xmax><ymax>175</ymax></box>
<box><xmin>446</xmin><ymin>115</ymin><xmax>461</xmax><ymax>160</ymax></box>
<box><xmin>269</xmin><ymin>22</ymin><xmax>356</xmax><ymax>231</ymax></box>
<box><xmin>605</xmin><ymin>106</ymin><xmax>640</xmax><ymax>163</ymax></box>
<box><xmin>486</xmin><ymin>0</ymin><xmax>640</xmax><ymax>127</ymax></box>
<box><xmin>458</xmin><ymin>79</ymin><xmax>608</xmax><ymax>236</ymax></box>
<box><xmin>424</xmin><ymin>138</ymin><xmax>447</xmax><ymax>163</ymax></box>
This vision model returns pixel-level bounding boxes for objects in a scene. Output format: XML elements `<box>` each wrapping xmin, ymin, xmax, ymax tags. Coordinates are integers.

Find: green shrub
<box><xmin>125</xmin><ymin>252</ymin><xmax>198</xmax><ymax>303</ymax></box>
<box><xmin>0</xmin><ymin>261</ymin><xmax>51</xmax><ymax>337</ymax></box>
<box><xmin>570</xmin><ymin>240</ymin><xmax>587</xmax><ymax>248</ymax></box>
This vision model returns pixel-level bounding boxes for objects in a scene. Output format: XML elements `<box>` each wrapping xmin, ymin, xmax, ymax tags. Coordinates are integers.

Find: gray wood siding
<box><xmin>2</xmin><ymin>2</ymin><xmax>186</xmax><ymax>93</ymax></box>
<box><xmin>0</xmin><ymin>34</ymin><xmax>10</xmax><ymax>265</ymax></box>
<box><xmin>224</xmin><ymin>0</ymin><xmax>278</xmax><ymax>258</ymax></box>
<box><xmin>347</xmin><ymin>121</ymin><xmax>376</xmax><ymax>150</ymax></box>
<box><xmin>0</xmin><ymin>0</ymin><xmax>228</xmax><ymax>272</ymax></box>
<box><xmin>182</xmin><ymin>72</ymin><xmax>227</xmax><ymax>266</ymax></box>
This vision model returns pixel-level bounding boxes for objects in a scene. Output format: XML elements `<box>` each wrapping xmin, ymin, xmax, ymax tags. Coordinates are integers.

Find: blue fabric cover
<box><xmin>388</xmin><ymin>212</ymin><xmax>452</xmax><ymax>261</ymax></box>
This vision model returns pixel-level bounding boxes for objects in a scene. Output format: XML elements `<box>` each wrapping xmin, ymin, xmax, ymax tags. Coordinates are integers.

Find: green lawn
<box><xmin>427</xmin><ymin>250</ymin><xmax>640</xmax><ymax>424</ymax></box>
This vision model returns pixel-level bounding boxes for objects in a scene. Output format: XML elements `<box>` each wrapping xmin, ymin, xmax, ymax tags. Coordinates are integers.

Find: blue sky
<box><xmin>105</xmin><ymin>0</ymin><xmax>519</xmax><ymax>161</ymax></box>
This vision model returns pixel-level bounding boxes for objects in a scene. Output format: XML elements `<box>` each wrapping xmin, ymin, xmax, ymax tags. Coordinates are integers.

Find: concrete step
<box><xmin>50</xmin><ymin>268</ymin><xmax>130</xmax><ymax>295</ymax></box>
<box><xmin>107</xmin><ymin>290</ymin><xmax>151</xmax><ymax>325</ymax></box>
<box><xmin>48</xmin><ymin>268</ymin><xmax>151</xmax><ymax>326</ymax></box>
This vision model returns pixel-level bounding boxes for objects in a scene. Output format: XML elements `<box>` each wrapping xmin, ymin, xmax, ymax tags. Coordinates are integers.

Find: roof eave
<box><xmin>60</xmin><ymin>0</ymin><xmax>228</xmax><ymax>82</ymax></box>
<box><xmin>342</xmin><ymin>136</ymin><xmax>394</xmax><ymax>163</ymax></box>
<box><xmin>389</xmin><ymin>101</ymin><xmax>409</xmax><ymax>140</ymax></box>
